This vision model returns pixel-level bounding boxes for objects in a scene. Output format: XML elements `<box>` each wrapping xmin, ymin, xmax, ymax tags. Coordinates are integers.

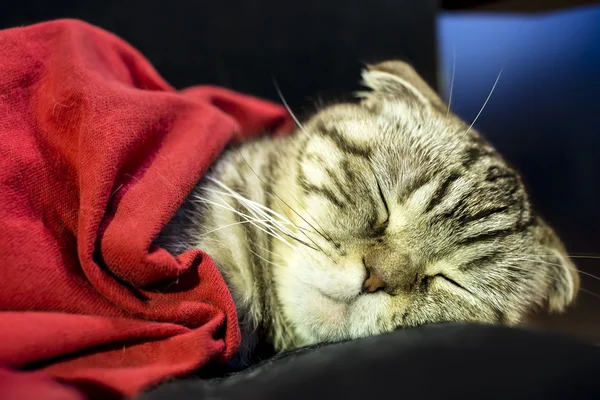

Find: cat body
<box><xmin>157</xmin><ymin>61</ymin><xmax>579</xmax><ymax>363</ymax></box>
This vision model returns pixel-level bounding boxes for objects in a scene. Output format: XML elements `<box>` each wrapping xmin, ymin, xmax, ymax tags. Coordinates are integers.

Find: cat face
<box><xmin>273</xmin><ymin>61</ymin><xmax>579</xmax><ymax>346</ymax></box>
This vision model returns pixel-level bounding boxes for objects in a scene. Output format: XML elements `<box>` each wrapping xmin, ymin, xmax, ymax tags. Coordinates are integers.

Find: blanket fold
<box><xmin>0</xmin><ymin>19</ymin><xmax>292</xmax><ymax>398</ymax></box>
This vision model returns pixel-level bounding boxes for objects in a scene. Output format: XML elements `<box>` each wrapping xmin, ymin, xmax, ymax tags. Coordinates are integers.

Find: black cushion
<box><xmin>141</xmin><ymin>323</ymin><xmax>600</xmax><ymax>400</ymax></box>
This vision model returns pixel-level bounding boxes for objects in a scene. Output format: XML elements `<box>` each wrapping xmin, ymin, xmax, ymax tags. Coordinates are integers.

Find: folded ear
<box><xmin>360</xmin><ymin>60</ymin><xmax>445</xmax><ymax>111</ymax></box>
<box><xmin>545</xmin><ymin>249</ymin><xmax>580</xmax><ymax>313</ymax></box>
<box><xmin>534</xmin><ymin>221</ymin><xmax>580</xmax><ymax>313</ymax></box>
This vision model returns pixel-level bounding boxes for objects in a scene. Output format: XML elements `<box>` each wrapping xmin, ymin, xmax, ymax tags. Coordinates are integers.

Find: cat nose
<box><xmin>362</xmin><ymin>268</ymin><xmax>387</xmax><ymax>294</ymax></box>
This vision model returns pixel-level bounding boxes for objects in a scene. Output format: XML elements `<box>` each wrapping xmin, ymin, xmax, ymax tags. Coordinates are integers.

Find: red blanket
<box><xmin>0</xmin><ymin>19</ymin><xmax>292</xmax><ymax>399</ymax></box>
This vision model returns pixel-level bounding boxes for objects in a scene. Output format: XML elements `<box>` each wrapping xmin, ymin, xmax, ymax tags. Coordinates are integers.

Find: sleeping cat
<box><xmin>157</xmin><ymin>60</ymin><xmax>579</xmax><ymax>364</ymax></box>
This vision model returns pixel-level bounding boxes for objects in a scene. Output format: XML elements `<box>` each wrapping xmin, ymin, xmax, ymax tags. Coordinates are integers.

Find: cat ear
<box><xmin>359</xmin><ymin>60</ymin><xmax>445</xmax><ymax>111</ymax></box>
<box><xmin>533</xmin><ymin>220</ymin><xmax>580</xmax><ymax>313</ymax></box>
<box><xmin>545</xmin><ymin>249</ymin><xmax>580</xmax><ymax>313</ymax></box>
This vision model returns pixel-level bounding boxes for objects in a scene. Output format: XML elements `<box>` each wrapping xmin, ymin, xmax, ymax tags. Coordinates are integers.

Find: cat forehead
<box><xmin>308</xmin><ymin>100</ymin><xmax>458</xmax><ymax>134</ymax></box>
<box><xmin>306</xmin><ymin>102</ymin><xmax>463</xmax><ymax>161</ymax></box>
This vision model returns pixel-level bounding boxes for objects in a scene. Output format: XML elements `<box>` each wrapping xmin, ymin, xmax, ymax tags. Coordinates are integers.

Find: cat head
<box><xmin>273</xmin><ymin>60</ymin><xmax>579</xmax><ymax>347</ymax></box>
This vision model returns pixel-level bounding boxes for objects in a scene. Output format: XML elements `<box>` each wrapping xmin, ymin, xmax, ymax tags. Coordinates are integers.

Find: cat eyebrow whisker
<box><xmin>464</xmin><ymin>66</ymin><xmax>503</xmax><ymax>136</ymax></box>
<box><xmin>446</xmin><ymin>43</ymin><xmax>456</xmax><ymax>118</ymax></box>
<box><xmin>272</xmin><ymin>78</ymin><xmax>309</xmax><ymax>137</ymax></box>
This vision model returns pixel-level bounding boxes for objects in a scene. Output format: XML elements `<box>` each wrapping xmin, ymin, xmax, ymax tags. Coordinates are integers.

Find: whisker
<box><xmin>446</xmin><ymin>43</ymin><xmax>456</xmax><ymax>118</ymax></box>
<box><xmin>270</xmin><ymin>82</ymin><xmax>342</xmax><ymax>248</ymax></box>
<box><xmin>204</xmin><ymin>188</ymin><xmax>298</xmax><ymax>229</ymax></box>
<box><xmin>228</xmin><ymin>150</ymin><xmax>334</xmax><ymax>246</ymax></box>
<box><xmin>272</xmin><ymin>78</ymin><xmax>309</xmax><ymax>136</ymax></box>
<box><xmin>206</xmin><ymin>181</ymin><xmax>324</xmax><ymax>252</ymax></box>
<box><xmin>580</xmin><ymin>288</ymin><xmax>600</xmax><ymax>301</ymax></box>
<box><xmin>199</xmin><ymin>219</ymin><xmax>271</xmax><ymax>237</ymax></box>
<box><xmin>465</xmin><ymin>66</ymin><xmax>503</xmax><ymax>135</ymax></box>
<box><xmin>202</xmin><ymin>193</ymin><xmax>332</xmax><ymax>270</ymax></box>
<box><xmin>246</xmin><ymin>242</ymin><xmax>286</xmax><ymax>270</ymax></box>
<box><xmin>272</xmin><ymin>187</ymin><xmax>339</xmax><ymax>247</ymax></box>
<box><xmin>196</xmin><ymin>190</ymin><xmax>327</xmax><ymax>267</ymax></box>
<box><xmin>568</xmin><ymin>255</ymin><xmax>600</xmax><ymax>260</ymax></box>
<box><xmin>509</xmin><ymin>256</ymin><xmax>600</xmax><ymax>283</ymax></box>
<box><xmin>204</xmin><ymin>187</ymin><xmax>310</xmax><ymax>232</ymax></box>
<box><xmin>193</xmin><ymin>196</ymin><xmax>296</xmax><ymax>251</ymax></box>
<box><xmin>253</xmin><ymin>241</ymin><xmax>284</xmax><ymax>261</ymax></box>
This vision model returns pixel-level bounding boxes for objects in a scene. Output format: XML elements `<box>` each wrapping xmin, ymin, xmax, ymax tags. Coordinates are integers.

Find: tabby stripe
<box><xmin>462</xmin><ymin>146</ymin><xmax>489</xmax><ymax>169</ymax></box>
<box><xmin>315</xmin><ymin>122</ymin><xmax>372</xmax><ymax>159</ymax></box>
<box><xmin>507</xmin><ymin>265</ymin><xmax>531</xmax><ymax>280</ymax></box>
<box><xmin>486</xmin><ymin>166</ymin><xmax>515</xmax><ymax>182</ymax></box>
<box><xmin>424</xmin><ymin>172</ymin><xmax>461</xmax><ymax>213</ymax></box>
<box><xmin>459</xmin><ymin>252</ymin><xmax>502</xmax><ymax>272</ymax></box>
<box><xmin>456</xmin><ymin>227</ymin><xmax>518</xmax><ymax>246</ymax></box>
<box><xmin>399</xmin><ymin>173</ymin><xmax>433</xmax><ymax>203</ymax></box>
<box><xmin>325</xmin><ymin>166</ymin><xmax>355</xmax><ymax>205</ymax></box>
<box><xmin>340</xmin><ymin>159</ymin><xmax>361</xmax><ymax>186</ymax></box>
<box><xmin>233</xmin><ymin>196</ymin><xmax>265</xmax><ymax>305</ymax></box>
<box><xmin>298</xmin><ymin>176</ymin><xmax>346</xmax><ymax>209</ymax></box>
<box><xmin>437</xmin><ymin>191</ymin><xmax>473</xmax><ymax>222</ymax></box>
<box><xmin>458</xmin><ymin>210</ymin><xmax>536</xmax><ymax>246</ymax></box>
<box><xmin>303</xmin><ymin>153</ymin><xmax>355</xmax><ymax>202</ymax></box>
<box><xmin>506</xmin><ymin>266</ymin><xmax>524</xmax><ymax>284</ymax></box>
<box><xmin>263</xmin><ymin>153</ymin><xmax>276</xmax><ymax>257</ymax></box>
<box><xmin>458</xmin><ymin>205</ymin><xmax>510</xmax><ymax>224</ymax></box>
<box><xmin>493</xmin><ymin>307</ymin><xmax>507</xmax><ymax>324</ymax></box>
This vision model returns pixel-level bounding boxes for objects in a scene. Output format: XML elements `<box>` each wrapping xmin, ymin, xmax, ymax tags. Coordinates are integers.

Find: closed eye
<box><xmin>434</xmin><ymin>273</ymin><xmax>470</xmax><ymax>293</ymax></box>
<box><xmin>375</xmin><ymin>177</ymin><xmax>390</xmax><ymax>225</ymax></box>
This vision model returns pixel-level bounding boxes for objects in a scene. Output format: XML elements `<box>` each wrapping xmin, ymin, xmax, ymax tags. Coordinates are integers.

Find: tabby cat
<box><xmin>157</xmin><ymin>60</ymin><xmax>579</xmax><ymax>364</ymax></box>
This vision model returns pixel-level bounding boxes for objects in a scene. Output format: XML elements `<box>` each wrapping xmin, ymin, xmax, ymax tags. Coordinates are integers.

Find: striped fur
<box><xmin>157</xmin><ymin>61</ymin><xmax>579</xmax><ymax>362</ymax></box>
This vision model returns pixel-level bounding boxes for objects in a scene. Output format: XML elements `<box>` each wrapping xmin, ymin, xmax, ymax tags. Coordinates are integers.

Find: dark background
<box><xmin>0</xmin><ymin>0</ymin><xmax>438</xmax><ymax>112</ymax></box>
<box><xmin>437</xmin><ymin>5</ymin><xmax>600</xmax><ymax>342</ymax></box>
<box><xmin>1</xmin><ymin>0</ymin><xmax>598</xmax><ymax>342</ymax></box>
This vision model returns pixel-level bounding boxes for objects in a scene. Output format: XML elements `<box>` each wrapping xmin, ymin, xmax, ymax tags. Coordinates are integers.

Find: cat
<box><xmin>156</xmin><ymin>60</ymin><xmax>579</xmax><ymax>366</ymax></box>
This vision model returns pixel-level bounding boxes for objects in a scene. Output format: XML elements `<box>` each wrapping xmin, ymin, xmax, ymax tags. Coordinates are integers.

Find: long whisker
<box><xmin>580</xmin><ymin>288</ymin><xmax>600</xmax><ymax>301</ymax></box>
<box><xmin>230</xmin><ymin>149</ymin><xmax>335</xmax><ymax>246</ymax></box>
<box><xmin>266</xmin><ymin>87</ymin><xmax>341</xmax><ymax>247</ymax></box>
<box><xmin>510</xmin><ymin>256</ymin><xmax>600</xmax><ymax>283</ymax></box>
<box><xmin>201</xmin><ymin>184</ymin><xmax>328</xmax><ymax>258</ymax></box>
<box><xmin>465</xmin><ymin>66</ymin><xmax>503</xmax><ymax>135</ymax></box>
<box><xmin>193</xmin><ymin>195</ymin><xmax>306</xmax><ymax>252</ymax></box>
<box><xmin>199</xmin><ymin>219</ymin><xmax>272</xmax><ymax>237</ymax></box>
<box><xmin>268</xmin><ymin>179</ymin><xmax>339</xmax><ymax>247</ymax></box>
<box><xmin>204</xmin><ymin>187</ymin><xmax>302</xmax><ymax>230</ymax></box>
<box><xmin>498</xmin><ymin>262</ymin><xmax>600</xmax><ymax>299</ymax></box>
<box><xmin>246</xmin><ymin>242</ymin><xmax>286</xmax><ymax>270</ymax></box>
<box><xmin>568</xmin><ymin>255</ymin><xmax>600</xmax><ymax>260</ymax></box>
<box><xmin>200</xmin><ymin>194</ymin><xmax>331</xmax><ymax>272</ymax></box>
<box><xmin>446</xmin><ymin>43</ymin><xmax>456</xmax><ymax>118</ymax></box>
<box><xmin>272</xmin><ymin>78</ymin><xmax>309</xmax><ymax>135</ymax></box>
<box><xmin>206</xmin><ymin>179</ymin><xmax>324</xmax><ymax>253</ymax></box>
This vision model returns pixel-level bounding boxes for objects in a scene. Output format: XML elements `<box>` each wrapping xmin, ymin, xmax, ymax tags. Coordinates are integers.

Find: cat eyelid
<box><xmin>375</xmin><ymin>176</ymin><xmax>390</xmax><ymax>224</ymax></box>
<box><xmin>434</xmin><ymin>273</ymin><xmax>471</xmax><ymax>294</ymax></box>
